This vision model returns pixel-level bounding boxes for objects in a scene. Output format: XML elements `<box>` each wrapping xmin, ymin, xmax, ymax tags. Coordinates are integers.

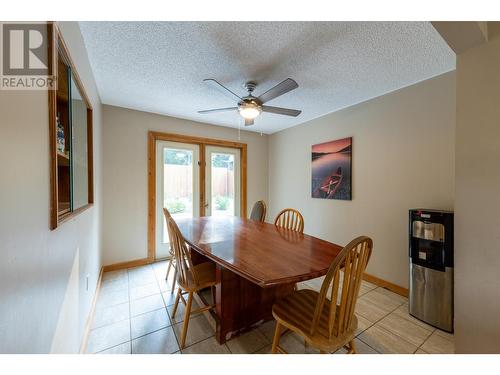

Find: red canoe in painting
<box><xmin>316</xmin><ymin>167</ymin><xmax>343</xmax><ymax>199</ymax></box>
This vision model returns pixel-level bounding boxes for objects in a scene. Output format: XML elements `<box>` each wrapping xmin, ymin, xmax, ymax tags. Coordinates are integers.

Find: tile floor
<box><xmin>86</xmin><ymin>261</ymin><xmax>454</xmax><ymax>354</ymax></box>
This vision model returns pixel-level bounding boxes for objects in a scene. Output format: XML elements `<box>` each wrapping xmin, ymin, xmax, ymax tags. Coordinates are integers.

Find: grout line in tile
<box><xmin>179</xmin><ymin>334</ymin><xmax>218</xmax><ymax>353</ymax></box>
<box><xmin>95</xmin><ymin>340</ymin><xmax>132</xmax><ymax>354</ymax></box>
<box><xmin>355</xmin><ymin>298</ymin><xmax>408</xmax><ymax>353</ymax></box>
<box><xmin>94</xmin><ymin>338</ymin><xmax>131</xmax><ymax>354</ymax></box>
<box><xmin>131</xmin><ymin>325</ymin><xmax>174</xmax><ymax>342</ymax></box>
<box><xmin>127</xmin><ymin>269</ymin><xmax>132</xmax><ymax>353</ymax></box>
<box><xmin>371</xmin><ymin>300</ymin><xmax>436</xmax><ymax>350</ymax></box>
<box><xmin>153</xmin><ymin>261</ymin><xmax>182</xmax><ymax>352</ymax></box>
<box><xmin>416</xmin><ymin>328</ymin><xmax>438</xmax><ymax>352</ymax></box>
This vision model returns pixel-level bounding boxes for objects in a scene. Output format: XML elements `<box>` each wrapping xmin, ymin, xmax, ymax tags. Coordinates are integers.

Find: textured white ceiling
<box><xmin>79</xmin><ymin>22</ymin><xmax>455</xmax><ymax>134</ymax></box>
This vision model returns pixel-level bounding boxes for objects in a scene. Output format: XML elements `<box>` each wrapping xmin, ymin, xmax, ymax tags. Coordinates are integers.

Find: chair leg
<box><xmin>271</xmin><ymin>322</ymin><xmax>283</xmax><ymax>354</ymax></box>
<box><xmin>347</xmin><ymin>340</ymin><xmax>356</xmax><ymax>354</ymax></box>
<box><xmin>165</xmin><ymin>258</ymin><xmax>172</xmax><ymax>280</ymax></box>
<box><xmin>171</xmin><ymin>289</ymin><xmax>181</xmax><ymax>318</ymax></box>
<box><xmin>180</xmin><ymin>292</ymin><xmax>193</xmax><ymax>349</ymax></box>
<box><xmin>170</xmin><ymin>268</ymin><xmax>177</xmax><ymax>294</ymax></box>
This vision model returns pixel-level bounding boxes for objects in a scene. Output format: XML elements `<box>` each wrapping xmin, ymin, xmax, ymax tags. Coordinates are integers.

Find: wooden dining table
<box><xmin>176</xmin><ymin>216</ymin><xmax>343</xmax><ymax>344</ymax></box>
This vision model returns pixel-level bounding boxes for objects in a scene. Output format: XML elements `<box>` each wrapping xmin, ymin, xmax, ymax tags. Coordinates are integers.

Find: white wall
<box><xmin>268</xmin><ymin>72</ymin><xmax>456</xmax><ymax>288</ymax></box>
<box><xmin>102</xmin><ymin>105</ymin><xmax>268</xmax><ymax>266</ymax></box>
<box><xmin>454</xmin><ymin>32</ymin><xmax>500</xmax><ymax>353</ymax></box>
<box><xmin>0</xmin><ymin>22</ymin><xmax>102</xmax><ymax>353</ymax></box>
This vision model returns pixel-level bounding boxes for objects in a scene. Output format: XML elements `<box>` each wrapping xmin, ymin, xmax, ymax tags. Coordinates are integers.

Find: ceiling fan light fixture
<box><xmin>238</xmin><ymin>101</ymin><xmax>262</xmax><ymax>120</ymax></box>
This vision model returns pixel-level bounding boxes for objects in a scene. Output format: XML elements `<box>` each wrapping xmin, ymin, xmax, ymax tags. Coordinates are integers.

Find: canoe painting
<box><xmin>311</xmin><ymin>137</ymin><xmax>352</xmax><ymax>200</ymax></box>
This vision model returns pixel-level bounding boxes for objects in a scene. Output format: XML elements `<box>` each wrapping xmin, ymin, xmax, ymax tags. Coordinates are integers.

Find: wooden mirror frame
<box><xmin>48</xmin><ymin>22</ymin><xmax>94</xmax><ymax>230</ymax></box>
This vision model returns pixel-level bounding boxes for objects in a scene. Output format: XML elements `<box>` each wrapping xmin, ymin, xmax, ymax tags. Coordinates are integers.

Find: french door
<box><xmin>156</xmin><ymin>141</ymin><xmax>200</xmax><ymax>258</ymax></box>
<box><xmin>154</xmin><ymin>138</ymin><xmax>242</xmax><ymax>259</ymax></box>
<box><xmin>205</xmin><ymin>146</ymin><xmax>241</xmax><ymax>217</ymax></box>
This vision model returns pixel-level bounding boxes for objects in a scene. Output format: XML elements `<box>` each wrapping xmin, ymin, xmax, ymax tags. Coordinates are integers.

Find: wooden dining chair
<box><xmin>163</xmin><ymin>208</ymin><xmax>178</xmax><ymax>293</ymax></box>
<box><xmin>166</xmin><ymin>216</ymin><xmax>217</xmax><ymax>348</ymax></box>
<box><xmin>249</xmin><ymin>200</ymin><xmax>267</xmax><ymax>222</ymax></box>
<box><xmin>271</xmin><ymin>236</ymin><xmax>373</xmax><ymax>354</ymax></box>
<box><xmin>274</xmin><ymin>208</ymin><xmax>304</xmax><ymax>233</ymax></box>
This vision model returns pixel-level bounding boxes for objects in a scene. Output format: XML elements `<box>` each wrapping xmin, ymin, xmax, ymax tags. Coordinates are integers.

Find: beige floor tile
<box><xmin>130</xmin><ymin>282</ymin><xmax>161</xmax><ymax>301</ymax></box>
<box><xmin>355</xmin><ymin>298</ymin><xmax>391</xmax><ymax>323</ymax></box>
<box><xmin>415</xmin><ymin>349</ymin><xmax>428</xmax><ymax>354</ymax></box>
<box><xmin>254</xmin><ymin>344</ymin><xmax>272</xmax><ymax>354</ymax></box>
<box><xmin>167</xmin><ymin>298</ymin><xmax>201</xmax><ymax>323</ymax></box>
<box><xmin>130</xmin><ymin>294</ymin><xmax>165</xmax><ymax>317</ymax></box>
<box><xmin>377</xmin><ymin>312</ymin><xmax>433</xmax><ymax>346</ymax></box>
<box><xmin>355</xmin><ymin>314</ymin><xmax>373</xmax><ymax>335</ymax></box>
<box><xmin>131</xmin><ymin>326</ymin><xmax>179</xmax><ymax>354</ymax></box>
<box><xmin>97</xmin><ymin>341</ymin><xmax>131</xmax><ymax>354</ymax></box>
<box><xmin>278</xmin><ymin>332</ymin><xmax>320</xmax><ymax>354</ymax></box>
<box><xmin>374</xmin><ymin>287</ymin><xmax>408</xmax><ymax>305</ymax></box>
<box><xmin>256</xmin><ymin>320</ymin><xmax>277</xmax><ymax>342</ymax></box>
<box><xmin>87</xmin><ymin>319</ymin><xmax>131</xmax><ymax>354</ymax></box>
<box><xmin>131</xmin><ymin>308</ymin><xmax>171</xmax><ymax>339</ymax></box>
<box><xmin>162</xmin><ymin>290</ymin><xmax>179</xmax><ymax>307</ymax></box>
<box><xmin>92</xmin><ymin>302</ymin><xmax>130</xmax><ymax>329</ymax></box>
<box><xmin>100</xmin><ymin>277</ymin><xmax>128</xmax><ymax>293</ymax></box>
<box><xmin>172</xmin><ymin>315</ymin><xmax>215</xmax><ymax>348</ymax></box>
<box><xmin>182</xmin><ymin>337</ymin><xmax>230</xmax><ymax>354</ymax></box>
<box><xmin>361</xmin><ymin>280</ymin><xmax>378</xmax><ymax>291</ymax></box>
<box><xmin>393</xmin><ymin>304</ymin><xmax>436</xmax><ymax>331</ymax></box>
<box><xmin>129</xmin><ymin>272</ymin><xmax>157</xmax><ymax>288</ymax></box>
<box><xmin>358</xmin><ymin>284</ymin><xmax>373</xmax><ymax>296</ymax></box>
<box><xmin>360</xmin><ymin>289</ymin><xmax>405</xmax><ymax>313</ymax></box>
<box><xmin>226</xmin><ymin>329</ymin><xmax>269</xmax><ymax>354</ymax></box>
<box><xmin>157</xmin><ymin>277</ymin><xmax>176</xmax><ymax>292</ymax></box>
<box><xmin>435</xmin><ymin>329</ymin><xmax>454</xmax><ymax>341</ymax></box>
<box><xmin>129</xmin><ymin>265</ymin><xmax>156</xmax><ymax>281</ymax></box>
<box><xmin>102</xmin><ymin>269</ymin><xmax>128</xmax><ymax>282</ymax></box>
<box><xmin>152</xmin><ymin>260</ymin><xmax>168</xmax><ymax>273</ymax></box>
<box><xmin>95</xmin><ymin>288</ymin><xmax>129</xmax><ymax>309</ymax></box>
<box><xmin>358</xmin><ymin>325</ymin><xmax>418</xmax><ymax>354</ymax></box>
<box><xmin>421</xmin><ymin>331</ymin><xmax>454</xmax><ymax>354</ymax></box>
<box><xmin>334</xmin><ymin>338</ymin><xmax>378</xmax><ymax>354</ymax></box>
<box><xmin>128</xmin><ymin>264</ymin><xmax>153</xmax><ymax>274</ymax></box>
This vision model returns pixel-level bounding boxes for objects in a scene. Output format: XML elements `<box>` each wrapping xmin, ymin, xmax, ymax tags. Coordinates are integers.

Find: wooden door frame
<box><xmin>147</xmin><ymin>131</ymin><xmax>248</xmax><ymax>261</ymax></box>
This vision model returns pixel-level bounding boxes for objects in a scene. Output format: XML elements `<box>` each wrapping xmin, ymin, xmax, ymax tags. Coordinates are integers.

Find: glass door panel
<box><xmin>156</xmin><ymin>141</ymin><xmax>199</xmax><ymax>258</ymax></box>
<box><xmin>205</xmin><ymin>146</ymin><xmax>240</xmax><ymax>217</ymax></box>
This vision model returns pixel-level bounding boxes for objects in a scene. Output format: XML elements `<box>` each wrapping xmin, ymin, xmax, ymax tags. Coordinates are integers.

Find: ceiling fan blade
<box><xmin>198</xmin><ymin>107</ymin><xmax>238</xmax><ymax>114</ymax></box>
<box><xmin>244</xmin><ymin>118</ymin><xmax>254</xmax><ymax>126</ymax></box>
<box><xmin>257</xmin><ymin>78</ymin><xmax>298</xmax><ymax>104</ymax></box>
<box><xmin>262</xmin><ymin>105</ymin><xmax>301</xmax><ymax>117</ymax></box>
<box><xmin>203</xmin><ymin>79</ymin><xmax>242</xmax><ymax>102</ymax></box>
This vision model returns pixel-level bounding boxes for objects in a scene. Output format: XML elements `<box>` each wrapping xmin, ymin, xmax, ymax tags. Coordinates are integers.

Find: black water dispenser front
<box><xmin>409</xmin><ymin>209</ymin><xmax>454</xmax><ymax>332</ymax></box>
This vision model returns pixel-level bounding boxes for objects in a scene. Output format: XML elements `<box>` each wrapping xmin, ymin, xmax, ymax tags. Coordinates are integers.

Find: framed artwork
<box><xmin>311</xmin><ymin>137</ymin><xmax>352</xmax><ymax>200</ymax></box>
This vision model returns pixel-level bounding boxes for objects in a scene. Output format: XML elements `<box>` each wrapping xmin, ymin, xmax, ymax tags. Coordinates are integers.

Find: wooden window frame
<box><xmin>48</xmin><ymin>22</ymin><xmax>94</xmax><ymax>230</ymax></box>
<box><xmin>148</xmin><ymin>131</ymin><xmax>247</xmax><ymax>261</ymax></box>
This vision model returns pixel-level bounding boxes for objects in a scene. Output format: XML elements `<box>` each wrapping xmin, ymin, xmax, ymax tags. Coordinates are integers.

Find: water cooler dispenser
<box><xmin>409</xmin><ymin>209</ymin><xmax>454</xmax><ymax>332</ymax></box>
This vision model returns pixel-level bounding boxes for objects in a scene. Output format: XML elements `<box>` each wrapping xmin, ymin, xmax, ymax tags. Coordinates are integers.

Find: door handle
<box><xmin>204</xmin><ymin>203</ymin><xmax>209</xmax><ymax>208</ymax></box>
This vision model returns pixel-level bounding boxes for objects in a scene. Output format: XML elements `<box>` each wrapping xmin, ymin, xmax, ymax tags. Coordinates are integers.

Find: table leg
<box><xmin>214</xmin><ymin>264</ymin><xmax>295</xmax><ymax>344</ymax></box>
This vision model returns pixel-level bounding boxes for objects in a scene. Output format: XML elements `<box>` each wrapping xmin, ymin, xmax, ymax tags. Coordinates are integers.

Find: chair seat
<box><xmin>183</xmin><ymin>261</ymin><xmax>217</xmax><ymax>291</ymax></box>
<box><xmin>272</xmin><ymin>289</ymin><xmax>357</xmax><ymax>352</ymax></box>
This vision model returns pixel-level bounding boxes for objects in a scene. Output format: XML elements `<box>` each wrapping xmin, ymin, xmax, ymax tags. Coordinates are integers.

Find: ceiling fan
<box><xmin>198</xmin><ymin>78</ymin><xmax>301</xmax><ymax>126</ymax></box>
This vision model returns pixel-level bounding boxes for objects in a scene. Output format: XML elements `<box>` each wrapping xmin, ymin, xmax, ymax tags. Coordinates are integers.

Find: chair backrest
<box><xmin>163</xmin><ymin>208</ymin><xmax>174</xmax><ymax>256</ymax></box>
<box><xmin>249</xmin><ymin>200</ymin><xmax>267</xmax><ymax>222</ymax></box>
<box><xmin>310</xmin><ymin>236</ymin><xmax>373</xmax><ymax>339</ymax></box>
<box><xmin>274</xmin><ymin>208</ymin><xmax>304</xmax><ymax>233</ymax></box>
<box><xmin>166</xmin><ymin>216</ymin><xmax>198</xmax><ymax>288</ymax></box>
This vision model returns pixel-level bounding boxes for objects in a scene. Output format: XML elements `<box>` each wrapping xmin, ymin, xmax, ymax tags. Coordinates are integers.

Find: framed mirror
<box><xmin>48</xmin><ymin>23</ymin><xmax>94</xmax><ymax>229</ymax></box>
